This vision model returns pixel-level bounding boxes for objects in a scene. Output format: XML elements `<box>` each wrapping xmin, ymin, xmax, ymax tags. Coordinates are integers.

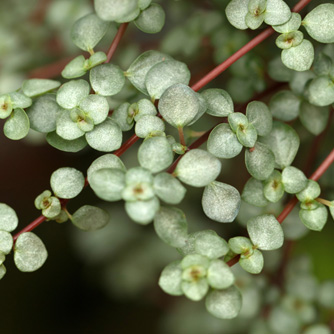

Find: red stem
<box><xmin>13</xmin><ymin>215</ymin><xmax>47</xmax><ymax>242</ymax></box>
<box><xmin>105</xmin><ymin>23</ymin><xmax>129</xmax><ymax>64</ymax></box>
<box><xmin>113</xmin><ymin>134</ymin><xmax>139</xmax><ymax>157</ymax></box>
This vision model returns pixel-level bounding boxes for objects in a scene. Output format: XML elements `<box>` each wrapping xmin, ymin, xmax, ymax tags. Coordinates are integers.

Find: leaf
<box><xmin>56</xmin><ymin>110</ymin><xmax>85</xmax><ymax>140</ymax></box>
<box><xmin>158</xmin><ymin>83</ymin><xmax>200</xmax><ymax>128</ymax></box>
<box><xmin>72</xmin><ymin>205</ymin><xmax>109</xmax><ymax>231</ymax></box>
<box><xmin>247</xmin><ymin>214</ymin><xmax>284</xmax><ymax>250</ymax></box>
<box><xmin>126</xmin><ymin>50</ymin><xmax>173</xmax><ymax>95</ymax></box>
<box><xmin>296</xmin><ymin>180</ymin><xmax>320</xmax><ymax>203</ymax></box>
<box><xmin>153</xmin><ymin>207</ymin><xmax>188</xmax><ymax>248</ymax></box>
<box><xmin>207</xmin><ymin>123</ymin><xmax>243</xmax><ymax>159</ymax></box>
<box><xmin>153</xmin><ymin>172</ymin><xmax>186</xmax><ymax>205</ymax></box>
<box><xmin>281</xmin><ymin>39</ymin><xmax>314</xmax><ymax>72</ymax></box>
<box><xmin>225</xmin><ymin>0</ymin><xmax>249</xmax><ymax>30</ymax></box>
<box><xmin>207</xmin><ymin>259</ymin><xmax>235</xmax><ymax>289</ymax></box>
<box><xmin>181</xmin><ymin>278</ymin><xmax>209</xmax><ymax>301</ymax></box>
<box><xmin>276</xmin><ymin>31</ymin><xmax>304</xmax><ymax>50</ymax></box>
<box><xmin>94</xmin><ymin>0</ymin><xmax>138</xmax><ymax>22</ymax></box>
<box><xmin>135</xmin><ymin>115</ymin><xmax>165</xmax><ymax>138</ymax></box>
<box><xmin>134</xmin><ymin>4</ymin><xmax>165</xmax><ymax>34</ymax></box>
<box><xmin>87</xmin><ymin>154</ymin><xmax>126</xmax><ymax>184</ymax></box>
<box><xmin>0</xmin><ymin>231</ymin><xmax>13</xmax><ymax>254</ymax></box>
<box><xmin>242</xmin><ymin>177</ymin><xmax>269</xmax><ymax>207</ymax></box>
<box><xmin>71</xmin><ymin>13</ymin><xmax>109</xmax><ymax>52</ymax></box>
<box><xmin>205</xmin><ymin>286</ymin><xmax>242</xmax><ymax>319</ymax></box>
<box><xmin>303</xmin><ymin>4</ymin><xmax>334</xmax><ymax>43</ymax></box>
<box><xmin>299</xmin><ymin>205</ymin><xmax>328</xmax><ymax>232</ymax></box>
<box><xmin>0</xmin><ymin>203</ymin><xmax>18</xmax><ymax>232</ymax></box>
<box><xmin>246</xmin><ymin>101</ymin><xmax>272</xmax><ymax>136</ymax></box>
<box><xmin>263</xmin><ymin>170</ymin><xmax>284</xmax><ymax>203</ymax></box>
<box><xmin>299</xmin><ymin>102</ymin><xmax>329</xmax><ymax>136</ymax></box>
<box><xmin>158</xmin><ymin>261</ymin><xmax>183</xmax><ymax>296</ymax></box>
<box><xmin>202</xmin><ymin>181</ymin><xmax>241</xmax><ymax>223</ymax></box>
<box><xmin>89</xmin><ymin>168</ymin><xmax>125</xmax><ymax>201</ymax></box>
<box><xmin>61</xmin><ymin>55</ymin><xmax>87</xmax><ymax>79</ymax></box>
<box><xmin>50</xmin><ymin>167</ymin><xmax>85</xmax><ymax>199</ymax></box>
<box><xmin>46</xmin><ymin>132</ymin><xmax>88</xmax><ymax>153</ymax></box>
<box><xmin>4</xmin><ymin>108</ymin><xmax>30</xmax><ymax>140</ymax></box>
<box><xmin>269</xmin><ymin>90</ymin><xmax>300</xmax><ymax>122</ymax></box>
<box><xmin>9</xmin><ymin>92</ymin><xmax>32</xmax><ymax>109</ymax></box>
<box><xmin>228</xmin><ymin>236</ymin><xmax>253</xmax><ymax>254</ymax></box>
<box><xmin>90</xmin><ymin>64</ymin><xmax>125</xmax><ymax>96</ymax></box>
<box><xmin>175</xmin><ymin>149</ymin><xmax>222</xmax><ymax>187</ymax></box>
<box><xmin>236</xmin><ymin>123</ymin><xmax>258</xmax><ymax>148</ymax></box>
<box><xmin>306</xmin><ymin>76</ymin><xmax>334</xmax><ymax>107</ymax></box>
<box><xmin>239</xmin><ymin>249</ymin><xmax>264</xmax><ymax>274</ymax></box>
<box><xmin>85</xmin><ymin>118</ymin><xmax>122</xmax><ymax>152</ymax></box>
<box><xmin>245</xmin><ymin>142</ymin><xmax>275</xmax><ymax>180</ymax></box>
<box><xmin>260</xmin><ymin>121</ymin><xmax>300</xmax><ymax>169</ymax></box>
<box><xmin>273</xmin><ymin>13</ymin><xmax>301</xmax><ymax>33</ymax></box>
<box><xmin>22</xmin><ymin>79</ymin><xmax>61</xmax><ymax>97</ymax></box>
<box><xmin>125</xmin><ymin>197</ymin><xmax>160</xmax><ymax>225</ymax></box>
<box><xmin>145</xmin><ymin>59</ymin><xmax>190</xmax><ymax>99</ymax></box>
<box><xmin>79</xmin><ymin>95</ymin><xmax>109</xmax><ymax>125</ymax></box>
<box><xmin>201</xmin><ymin>88</ymin><xmax>234</xmax><ymax>117</ymax></box>
<box><xmin>14</xmin><ymin>232</ymin><xmax>48</xmax><ymax>272</ymax></box>
<box><xmin>281</xmin><ymin>166</ymin><xmax>307</xmax><ymax>194</ymax></box>
<box><xmin>56</xmin><ymin>79</ymin><xmax>90</xmax><ymax>110</ymax></box>
<box><xmin>264</xmin><ymin>0</ymin><xmax>291</xmax><ymax>26</ymax></box>
<box><xmin>138</xmin><ymin>136</ymin><xmax>173</xmax><ymax>173</ymax></box>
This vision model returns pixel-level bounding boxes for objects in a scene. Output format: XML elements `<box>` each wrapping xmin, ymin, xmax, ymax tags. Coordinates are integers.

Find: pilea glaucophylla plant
<box><xmin>1</xmin><ymin>0</ymin><xmax>334</xmax><ymax>331</ymax></box>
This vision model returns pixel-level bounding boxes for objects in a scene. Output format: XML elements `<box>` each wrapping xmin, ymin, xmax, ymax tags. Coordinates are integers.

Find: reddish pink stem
<box><xmin>13</xmin><ymin>215</ymin><xmax>47</xmax><ymax>242</ymax></box>
<box><xmin>105</xmin><ymin>23</ymin><xmax>129</xmax><ymax>63</ymax></box>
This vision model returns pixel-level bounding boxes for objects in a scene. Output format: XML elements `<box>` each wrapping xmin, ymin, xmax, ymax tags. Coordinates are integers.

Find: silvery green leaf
<box><xmin>22</xmin><ymin>79</ymin><xmax>61</xmax><ymax>97</ymax></box>
<box><xmin>296</xmin><ymin>180</ymin><xmax>320</xmax><ymax>203</ymax></box>
<box><xmin>4</xmin><ymin>108</ymin><xmax>30</xmax><ymax>140</ymax></box>
<box><xmin>228</xmin><ymin>236</ymin><xmax>253</xmax><ymax>254</ymax></box>
<box><xmin>264</xmin><ymin>0</ymin><xmax>291</xmax><ymax>26</ymax></box>
<box><xmin>145</xmin><ymin>60</ymin><xmax>190</xmax><ymax>99</ymax></box>
<box><xmin>181</xmin><ymin>278</ymin><xmax>209</xmax><ymax>301</ymax></box>
<box><xmin>201</xmin><ymin>88</ymin><xmax>234</xmax><ymax>117</ymax></box>
<box><xmin>187</xmin><ymin>92</ymin><xmax>207</xmax><ymax>126</ymax></box>
<box><xmin>0</xmin><ymin>95</ymin><xmax>12</xmax><ymax>119</ymax></box>
<box><xmin>245</xmin><ymin>12</ymin><xmax>264</xmax><ymax>30</ymax></box>
<box><xmin>245</xmin><ymin>142</ymin><xmax>275</xmax><ymax>181</ymax></box>
<box><xmin>27</xmin><ymin>94</ymin><xmax>60</xmax><ymax>133</ymax></box>
<box><xmin>125</xmin><ymin>166</ymin><xmax>153</xmax><ymax>185</ymax></box>
<box><xmin>260</xmin><ymin>121</ymin><xmax>299</xmax><ymax>169</ymax></box>
<box><xmin>247</xmin><ymin>214</ymin><xmax>284</xmax><ymax>250</ymax></box>
<box><xmin>79</xmin><ymin>94</ymin><xmax>109</xmax><ymax>125</ymax></box>
<box><xmin>8</xmin><ymin>92</ymin><xmax>32</xmax><ymax>109</ymax></box>
<box><xmin>272</xmin><ymin>13</ymin><xmax>301</xmax><ymax>33</ymax></box>
<box><xmin>225</xmin><ymin>0</ymin><xmax>249</xmax><ymax>30</ymax></box>
<box><xmin>125</xmin><ymin>197</ymin><xmax>160</xmax><ymax>225</ymax></box>
<box><xmin>90</xmin><ymin>64</ymin><xmax>125</xmax><ymax>96</ymax></box>
<box><xmin>268</xmin><ymin>56</ymin><xmax>294</xmax><ymax>82</ymax></box>
<box><xmin>90</xmin><ymin>168</ymin><xmax>125</xmax><ymax>201</ymax></box>
<box><xmin>205</xmin><ymin>286</ymin><xmax>242</xmax><ymax>319</ymax></box>
<box><xmin>133</xmin><ymin>99</ymin><xmax>157</xmax><ymax>121</ymax></box>
<box><xmin>111</xmin><ymin>102</ymin><xmax>133</xmax><ymax>131</ymax></box>
<box><xmin>138</xmin><ymin>136</ymin><xmax>173</xmax><ymax>173</ymax></box>
<box><xmin>61</xmin><ymin>55</ymin><xmax>87</xmax><ymax>79</ymax></box>
<box><xmin>282</xmin><ymin>166</ymin><xmax>307</xmax><ymax>194</ymax></box>
<box><xmin>303</xmin><ymin>324</ymin><xmax>331</xmax><ymax>334</ymax></box>
<box><xmin>236</xmin><ymin>123</ymin><xmax>257</xmax><ymax>148</ymax></box>
<box><xmin>126</xmin><ymin>50</ymin><xmax>172</xmax><ymax>95</ymax></box>
<box><xmin>303</xmin><ymin>4</ymin><xmax>334</xmax><ymax>43</ymax></box>
<box><xmin>207</xmin><ymin>259</ymin><xmax>235</xmax><ymax>289</ymax></box>
<box><xmin>71</xmin><ymin>13</ymin><xmax>109</xmax><ymax>52</ymax></box>
<box><xmin>181</xmin><ymin>253</ymin><xmax>210</xmax><ymax>269</ymax></box>
<box><xmin>115</xmin><ymin>6</ymin><xmax>140</xmax><ymax>23</ymax></box>
<box><xmin>94</xmin><ymin>0</ymin><xmax>138</xmax><ymax>22</ymax></box>
<box><xmin>246</xmin><ymin>101</ymin><xmax>272</xmax><ymax>136</ymax></box>
<box><xmin>50</xmin><ymin>167</ymin><xmax>85</xmax><ymax>199</ymax></box>
<box><xmin>135</xmin><ymin>115</ymin><xmax>165</xmax><ymax>138</ymax></box>
<box><xmin>85</xmin><ymin>118</ymin><xmax>122</xmax><ymax>152</ymax></box>
<box><xmin>88</xmin><ymin>51</ymin><xmax>107</xmax><ymax>68</ymax></box>
<box><xmin>299</xmin><ymin>205</ymin><xmax>328</xmax><ymax>231</ymax></box>
<box><xmin>56</xmin><ymin>110</ymin><xmax>85</xmax><ymax>140</ymax></box>
<box><xmin>153</xmin><ymin>172</ymin><xmax>186</xmax><ymax>204</ymax></box>
<box><xmin>228</xmin><ymin>112</ymin><xmax>248</xmax><ymax>132</ymax></box>
<box><xmin>263</xmin><ymin>170</ymin><xmax>284</xmax><ymax>203</ymax></box>
<box><xmin>153</xmin><ymin>207</ymin><xmax>188</xmax><ymax>248</ymax></box>
<box><xmin>56</xmin><ymin>79</ymin><xmax>90</xmax><ymax>109</ymax></box>
<box><xmin>0</xmin><ymin>231</ymin><xmax>13</xmax><ymax>254</ymax></box>
<box><xmin>202</xmin><ymin>181</ymin><xmax>241</xmax><ymax>223</ymax></box>
<box><xmin>72</xmin><ymin>205</ymin><xmax>109</xmax><ymax>231</ymax></box>
<box><xmin>158</xmin><ymin>83</ymin><xmax>199</xmax><ymax>128</ymax></box>
<box><xmin>175</xmin><ymin>149</ymin><xmax>221</xmax><ymax>187</ymax></box>
<box><xmin>281</xmin><ymin>39</ymin><xmax>314</xmax><ymax>71</ymax></box>
<box><xmin>34</xmin><ymin>190</ymin><xmax>52</xmax><ymax>210</ymax></box>
<box><xmin>0</xmin><ymin>264</ymin><xmax>6</xmax><ymax>280</ymax></box>
<box><xmin>275</xmin><ymin>31</ymin><xmax>304</xmax><ymax>50</ymax></box>
<box><xmin>306</xmin><ymin>76</ymin><xmax>334</xmax><ymax>107</ymax></box>
<box><xmin>207</xmin><ymin>123</ymin><xmax>243</xmax><ymax>159</ymax></box>
<box><xmin>42</xmin><ymin>197</ymin><xmax>61</xmax><ymax>219</ymax></box>
<box><xmin>300</xmin><ymin>101</ymin><xmax>329</xmax><ymax>136</ymax></box>
<box><xmin>122</xmin><ymin>182</ymin><xmax>155</xmax><ymax>202</ymax></box>
<box><xmin>138</xmin><ymin>0</ymin><xmax>152</xmax><ymax>10</ymax></box>
<box><xmin>0</xmin><ymin>203</ymin><xmax>18</xmax><ymax>232</ymax></box>
<box><xmin>194</xmin><ymin>230</ymin><xmax>229</xmax><ymax>259</ymax></box>
<box><xmin>313</xmin><ymin>52</ymin><xmax>333</xmax><ymax>77</ymax></box>
<box><xmin>239</xmin><ymin>249</ymin><xmax>264</xmax><ymax>274</ymax></box>
<box><xmin>87</xmin><ymin>154</ymin><xmax>126</xmax><ymax>184</ymax></box>
<box><xmin>134</xmin><ymin>4</ymin><xmax>165</xmax><ymax>34</ymax></box>
<box><xmin>158</xmin><ymin>261</ymin><xmax>183</xmax><ymax>296</ymax></box>
<box><xmin>14</xmin><ymin>232</ymin><xmax>48</xmax><ymax>272</ymax></box>
<box><xmin>242</xmin><ymin>177</ymin><xmax>269</xmax><ymax>207</ymax></box>
<box><xmin>289</xmin><ymin>70</ymin><xmax>315</xmax><ymax>96</ymax></box>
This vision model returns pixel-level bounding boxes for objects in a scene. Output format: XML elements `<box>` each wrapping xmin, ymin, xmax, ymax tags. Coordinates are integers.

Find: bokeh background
<box><xmin>1</xmin><ymin>0</ymin><xmax>334</xmax><ymax>333</ymax></box>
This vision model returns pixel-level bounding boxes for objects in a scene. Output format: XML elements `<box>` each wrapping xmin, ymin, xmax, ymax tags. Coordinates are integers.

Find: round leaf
<box><xmin>269</xmin><ymin>90</ymin><xmax>300</xmax><ymax>121</ymax></box>
<box><xmin>4</xmin><ymin>108</ymin><xmax>30</xmax><ymax>140</ymax></box>
<box><xmin>0</xmin><ymin>203</ymin><xmax>18</xmax><ymax>232</ymax></box>
<box><xmin>0</xmin><ymin>231</ymin><xmax>13</xmax><ymax>255</ymax></box>
<box><xmin>158</xmin><ymin>261</ymin><xmax>183</xmax><ymax>296</ymax></box>
<box><xmin>135</xmin><ymin>115</ymin><xmax>165</xmax><ymax>138</ymax></box>
<box><xmin>225</xmin><ymin>0</ymin><xmax>248</xmax><ymax>30</ymax></box>
<box><xmin>264</xmin><ymin>0</ymin><xmax>291</xmax><ymax>26</ymax></box>
<box><xmin>94</xmin><ymin>0</ymin><xmax>138</xmax><ymax>22</ymax></box>
<box><xmin>201</xmin><ymin>88</ymin><xmax>234</xmax><ymax>117</ymax></box>
<box><xmin>242</xmin><ymin>177</ymin><xmax>269</xmax><ymax>207</ymax></box>
<box><xmin>207</xmin><ymin>259</ymin><xmax>235</xmax><ymax>289</ymax></box>
<box><xmin>125</xmin><ymin>197</ymin><xmax>160</xmax><ymax>225</ymax></box>
<box><xmin>181</xmin><ymin>279</ymin><xmax>209</xmax><ymax>301</ymax></box>
<box><xmin>22</xmin><ymin>79</ymin><xmax>61</xmax><ymax>97</ymax></box>
<box><xmin>134</xmin><ymin>4</ymin><xmax>165</xmax><ymax>34</ymax></box>
<box><xmin>79</xmin><ymin>94</ymin><xmax>109</xmax><ymax>125</ymax></box>
<box><xmin>246</xmin><ymin>101</ymin><xmax>272</xmax><ymax>136</ymax></box>
<box><xmin>281</xmin><ymin>166</ymin><xmax>307</xmax><ymax>194</ymax></box>
<box><xmin>194</xmin><ymin>230</ymin><xmax>229</xmax><ymax>259</ymax></box>
<box><xmin>307</xmin><ymin>76</ymin><xmax>334</xmax><ymax>107</ymax></box>
<box><xmin>299</xmin><ymin>205</ymin><xmax>328</xmax><ymax>231</ymax></box>
<box><xmin>299</xmin><ymin>102</ymin><xmax>329</xmax><ymax>135</ymax></box>
<box><xmin>72</xmin><ymin>205</ymin><xmax>109</xmax><ymax>231</ymax></box>
<box><xmin>239</xmin><ymin>249</ymin><xmax>264</xmax><ymax>274</ymax></box>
